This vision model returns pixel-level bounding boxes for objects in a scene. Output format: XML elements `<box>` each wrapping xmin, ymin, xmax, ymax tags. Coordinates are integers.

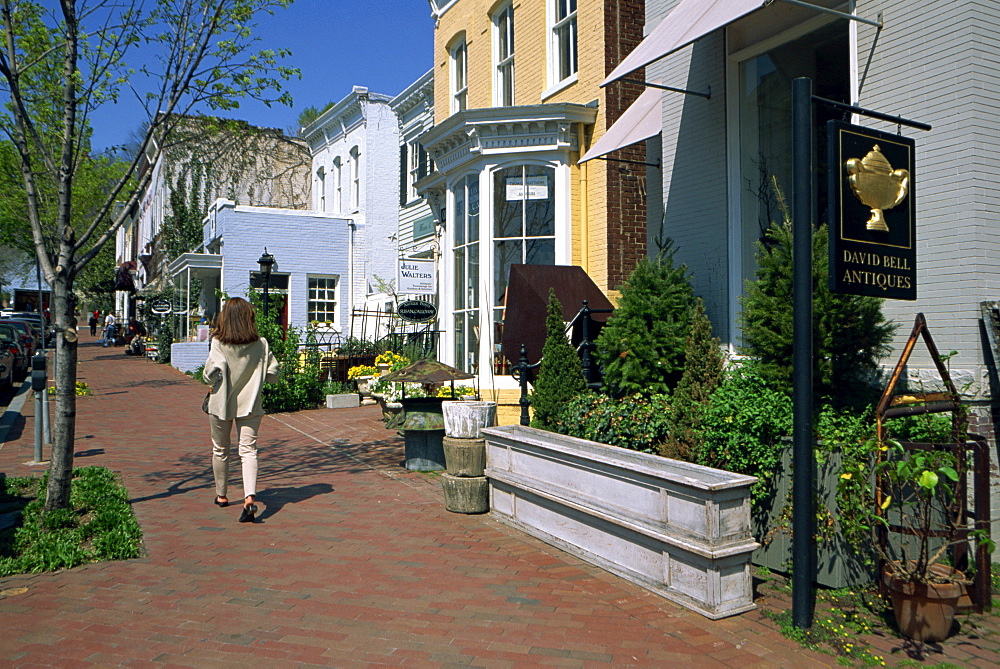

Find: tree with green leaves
<box><xmin>530</xmin><ymin>289</ymin><xmax>587</xmax><ymax>431</ymax></box>
<box><xmin>739</xmin><ymin>218</ymin><xmax>895</xmax><ymax>406</ymax></box>
<box><xmin>1</xmin><ymin>0</ymin><xmax>297</xmax><ymax>513</ymax></box>
<box><xmin>595</xmin><ymin>241</ymin><xmax>696</xmax><ymax>397</ymax></box>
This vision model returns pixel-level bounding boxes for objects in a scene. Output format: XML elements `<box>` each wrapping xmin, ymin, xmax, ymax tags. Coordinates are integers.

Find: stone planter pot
<box><xmin>441</xmin><ymin>473</ymin><xmax>489</xmax><ymax>513</ymax></box>
<box><xmin>443</xmin><ymin>436</ymin><xmax>486</xmax><ymax>477</ymax></box>
<box><xmin>442</xmin><ymin>401</ymin><xmax>496</xmax><ymax>438</ymax></box>
<box><xmin>355</xmin><ymin>376</ymin><xmax>376</xmax><ymax>405</ymax></box>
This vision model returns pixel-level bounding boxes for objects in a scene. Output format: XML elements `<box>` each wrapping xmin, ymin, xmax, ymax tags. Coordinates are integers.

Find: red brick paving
<box><xmin>0</xmin><ymin>333</ymin><xmax>986</xmax><ymax>667</ymax></box>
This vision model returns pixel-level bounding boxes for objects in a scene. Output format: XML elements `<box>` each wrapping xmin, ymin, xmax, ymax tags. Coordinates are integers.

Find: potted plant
<box><xmin>869</xmin><ymin>438</ymin><xmax>994</xmax><ymax>642</ymax></box>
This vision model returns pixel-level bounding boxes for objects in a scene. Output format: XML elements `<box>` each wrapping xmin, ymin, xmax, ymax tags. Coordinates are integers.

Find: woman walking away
<box><xmin>204</xmin><ymin>297</ymin><xmax>280</xmax><ymax>522</ymax></box>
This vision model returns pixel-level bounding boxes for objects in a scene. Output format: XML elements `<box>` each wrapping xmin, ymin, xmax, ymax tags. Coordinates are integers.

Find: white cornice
<box><xmin>418</xmin><ymin>103</ymin><xmax>598</xmax><ymax>175</ymax></box>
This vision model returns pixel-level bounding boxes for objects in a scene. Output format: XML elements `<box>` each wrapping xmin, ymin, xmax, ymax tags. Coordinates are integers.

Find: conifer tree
<box><xmin>595</xmin><ymin>241</ymin><xmax>695</xmax><ymax>396</ymax></box>
<box><xmin>661</xmin><ymin>298</ymin><xmax>725</xmax><ymax>460</ymax></box>
<box><xmin>740</xmin><ymin>219</ymin><xmax>895</xmax><ymax>405</ymax></box>
<box><xmin>530</xmin><ymin>289</ymin><xmax>587</xmax><ymax>430</ymax></box>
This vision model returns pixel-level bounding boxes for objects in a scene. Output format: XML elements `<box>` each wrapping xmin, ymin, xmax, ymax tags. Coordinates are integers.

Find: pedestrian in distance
<box><xmin>88</xmin><ymin>312</ymin><xmax>98</xmax><ymax>336</ymax></box>
<box><xmin>203</xmin><ymin>297</ymin><xmax>280</xmax><ymax>523</ymax></box>
<box><xmin>102</xmin><ymin>311</ymin><xmax>116</xmax><ymax>347</ymax></box>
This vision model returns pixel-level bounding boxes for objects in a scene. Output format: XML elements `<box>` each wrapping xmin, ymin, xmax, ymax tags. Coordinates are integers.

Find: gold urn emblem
<box><xmin>845</xmin><ymin>144</ymin><xmax>909</xmax><ymax>232</ymax></box>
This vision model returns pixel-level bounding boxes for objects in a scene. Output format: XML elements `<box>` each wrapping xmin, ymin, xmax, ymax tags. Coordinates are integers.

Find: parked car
<box><xmin>0</xmin><ymin>339</ymin><xmax>13</xmax><ymax>389</ymax></box>
<box><xmin>0</xmin><ymin>323</ymin><xmax>27</xmax><ymax>381</ymax></box>
<box><xmin>7</xmin><ymin>312</ymin><xmax>52</xmax><ymax>346</ymax></box>
<box><xmin>0</xmin><ymin>319</ymin><xmax>38</xmax><ymax>358</ymax></box>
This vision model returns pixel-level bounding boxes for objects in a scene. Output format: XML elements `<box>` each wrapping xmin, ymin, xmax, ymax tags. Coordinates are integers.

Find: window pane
<box><xmin>494</xmin><ymin>166</ymin><xmax>523</xmax><ymax>238</ymax></box>
<box><xmin>526</xmin><ymin>238</ymin><xmax>555</xmax><ymax>266</ymax></box>
<box><xmin>454</xmin><ymin>185</ymin><xmax>465</xmax><ymax>246</ymax></box>
<box><xmin>467</xmin><ymin>176</ymin><xmax>479</xmax><ymax>242</ymax></box>
<box><xmin>524</xmin><ymin>166</ymin><xmax>554</xmax><ymax>237</ymax></box>
<box><xmin>454</xmin><ymin>313</ymin><xmax>466</xmax><ymax>372</ymax></box>
<box><xmin>468</xmin><ymin>243</ymin><xmax>479</xmax><ymax>308</ymax></box>
<box><xmin>454</xmin><ymin>247</ymin><xmax>466</xmax><ymax>310</ymax></box>
<box><xmin>494</xmin><ymin>238</ymin><xmax>523</xmax><ymax>305</ymax></box>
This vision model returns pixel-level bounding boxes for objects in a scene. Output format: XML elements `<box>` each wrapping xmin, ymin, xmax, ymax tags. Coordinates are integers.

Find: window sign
<box><xmin>505</xmin><ymin>175</ymin><xmax>548</xmax><ymax>200</ymax></box>
<box><xmin>398</xmin><ymin>258</ymin><xmax>436</xmax><ymax>295</ymax></box>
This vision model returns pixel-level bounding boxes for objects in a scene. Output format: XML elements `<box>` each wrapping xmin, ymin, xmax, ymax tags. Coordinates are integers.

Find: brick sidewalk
<box><xmin>0</xmin><ymin>333</ymin><xmax>919</xmax><ymax>666</ymax></box>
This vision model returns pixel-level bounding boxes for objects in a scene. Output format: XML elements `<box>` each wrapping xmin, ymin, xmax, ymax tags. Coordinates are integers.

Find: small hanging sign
<box><xmin>397</xmin><ymin>300</ymin><xmax>437</xmax><ymax>323</ymax></box>
<box><xmin>828</xmin><ymin>120</ymin><xmax>916</xmax><ymax>300</ymax></box>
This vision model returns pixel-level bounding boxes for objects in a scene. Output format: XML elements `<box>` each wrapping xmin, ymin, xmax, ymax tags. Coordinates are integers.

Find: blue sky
<box><xmin>90</xmin><ymin>0</ymin><xmax>435</xmax><ymax>152</ymax></box>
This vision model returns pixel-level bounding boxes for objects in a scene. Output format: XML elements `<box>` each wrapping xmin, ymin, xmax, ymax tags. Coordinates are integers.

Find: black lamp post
<box><xmin>257</xmin><ymin>248</ymin><xmax>275</xmax><ymax>320</ymax></box>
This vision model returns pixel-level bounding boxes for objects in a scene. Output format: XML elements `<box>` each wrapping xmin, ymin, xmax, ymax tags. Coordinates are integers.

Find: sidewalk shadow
<box><xmin>256</xmin><ymin>482</ymin><xmax>333</xmax><ymax>522</ymax></box>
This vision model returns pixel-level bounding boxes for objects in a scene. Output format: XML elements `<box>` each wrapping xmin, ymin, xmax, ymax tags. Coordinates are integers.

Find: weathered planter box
<box><xmin>482</xmin><ymin>425</ymin><xmax>760</xmax><ymax>619</ymax></box>
<box><xmin>753</xmin><ymin>445</ymin><xmax>873</xmax><ymax>589</ymax></box>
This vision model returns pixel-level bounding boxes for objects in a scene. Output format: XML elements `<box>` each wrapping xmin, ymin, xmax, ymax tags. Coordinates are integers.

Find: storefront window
<box><xmin>736</xmin><ymin>21</ymin><xmax>848</xmax><ymax>289</ymax></box>
<box><xmin>453</xmin><ymin>174</ymin><xmax>479</xmax><ymax>372</ymax></box>
<box><xmin>493</xmin><ymin>165</ymin><xmax>555</xmax><ymax>329</ymax></box>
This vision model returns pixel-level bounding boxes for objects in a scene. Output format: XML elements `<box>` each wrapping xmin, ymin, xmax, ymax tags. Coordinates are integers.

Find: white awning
<box><xmin>602</xmin><ymin>0</ymin><xmax>764</xmax><ymax>86</ymax></box>
<box><xmin>579</xmin><ymin>87</ymin><xmax>662</xmax><ymax>164</ymax></box>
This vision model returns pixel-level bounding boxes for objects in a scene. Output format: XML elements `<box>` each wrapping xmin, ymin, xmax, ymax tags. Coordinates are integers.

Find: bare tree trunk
<box><xmin>43</xmin><ymin>276</ymin><xmax>78</xmax><ymax>512</ymax></box>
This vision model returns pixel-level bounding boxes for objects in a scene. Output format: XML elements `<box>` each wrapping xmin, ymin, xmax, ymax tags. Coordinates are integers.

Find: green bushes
<box><xmin>530</xmin><ymin>289</ymin><xmax>587</xmax><ymax>430</ymax></box>
<box><xmin>0</xmin><ymin>467</ymin><xmax>143</xmax><ymax>576</ymax></box>
<box><xmin>594</xmin><ymin>242</ymin><xmax>695</xmax><ymax>397</ymax></box>
<box><xmin>552</xmin><ymin>392</ymin><xmax>672</xmax><ymax>455</ymax></box>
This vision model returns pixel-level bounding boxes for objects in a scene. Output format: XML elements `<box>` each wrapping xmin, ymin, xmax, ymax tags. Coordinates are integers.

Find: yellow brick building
<box><xmin>420</xmin><ymin>0</ymin><xmax>647</xmax><ymax>421</ymax></box>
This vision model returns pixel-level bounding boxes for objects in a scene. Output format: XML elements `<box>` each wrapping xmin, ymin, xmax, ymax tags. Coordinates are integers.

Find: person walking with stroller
<box><xmin>102</xmin><ymin>311</ymin><xmax>116</xmax><ymax>347</ymax></box>
<box><xmin>203</xmin><ymin>297</ymin><xmax>280</xmax><ymax>523</ymax></box>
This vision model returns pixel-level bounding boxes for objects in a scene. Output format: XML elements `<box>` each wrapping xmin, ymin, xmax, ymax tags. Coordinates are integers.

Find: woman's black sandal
<box><xmin>238</xmin><ymin>497</ymin><xmax>257</xmax><ymax>523</ymax></box>
<box><xmin>214</xmin><ymin>496</ymin><xmax>229</xmax><ymax>507</ymax></box>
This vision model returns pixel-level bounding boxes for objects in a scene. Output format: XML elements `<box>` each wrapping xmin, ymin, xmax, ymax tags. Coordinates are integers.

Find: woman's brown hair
<box><xmin>212</xmin><ymin>297</ymin><xmax>260</xmax><ymax>345</ymax></box>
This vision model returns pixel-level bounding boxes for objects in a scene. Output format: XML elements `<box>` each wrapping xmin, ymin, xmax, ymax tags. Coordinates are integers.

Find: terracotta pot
<box><xmin>883</xmin><ymin>564</ymin><xmax>964</xmax><ymax>643</ymax></box>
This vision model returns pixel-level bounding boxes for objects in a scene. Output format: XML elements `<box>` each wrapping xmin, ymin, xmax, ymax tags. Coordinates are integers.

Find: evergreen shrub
<box><xmin>661</xmin><ymin>298</ymin><xmax>725</xmax><ymax>461</ymax></box>
<box><xmin>594</xmin><ymin>241</ymin><xmax>695</xmax><ymax>397</ymax></box>
<box><xmin>552</xmin><ymin>392</ymin><xmax>672</xmax><ymax>455</ymax></box>
<box><xmin>739</xmin><ymin>218</ymin><xmax>894</xmax><ymax>406</ymax></box>
<box><xmin>530</xmin><ymin>289</ymin><xmax>587</xmax><ymax>430</ymax></box>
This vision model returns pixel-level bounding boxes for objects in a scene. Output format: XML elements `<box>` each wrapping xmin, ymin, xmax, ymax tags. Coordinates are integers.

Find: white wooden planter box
<box><xmin>481</xmin><ymin>425</ymin><xmax>760</xmax><ymax>619</ymax></box>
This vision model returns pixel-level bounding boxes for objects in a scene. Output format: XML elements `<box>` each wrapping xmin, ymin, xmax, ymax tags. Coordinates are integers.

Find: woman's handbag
<box><xmin>202</xmin><ymin>391</ymin><xmax>211</xmax><ymax>414</ymax></box>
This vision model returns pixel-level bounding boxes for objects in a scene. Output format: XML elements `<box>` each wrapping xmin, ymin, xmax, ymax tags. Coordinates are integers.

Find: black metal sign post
<box><xmin>790</xmin><ymin>78</ymin><xmax>931</xmax><ymax>630</ymax></box>
<box><xmin>791</xmin><ymin>77</ymin><xmax>815</xmax><ymax>629</ymax></box>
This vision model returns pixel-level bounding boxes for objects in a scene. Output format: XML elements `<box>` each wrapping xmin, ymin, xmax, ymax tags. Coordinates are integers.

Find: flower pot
<box><xmin>441</xmin><ymin>473</ymin><xmax>489</xmax><ymax>513</ymax></box>
<box><xmin>355</xmin><ymin>376</ymin><xmax>376</xmax><ymax>405</ymax></box>
<box><xmin>883</xmin><ymin>564</ymin><xmax>965</xmax><ymax>643</ymax></box>
<box><xmin>441</xmin><ymin>401</ymin><xmax>496</xmax><ymax>439</ymax></box>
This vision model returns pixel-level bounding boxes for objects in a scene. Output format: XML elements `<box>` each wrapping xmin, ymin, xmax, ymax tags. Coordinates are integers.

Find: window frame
<box><xmin>332</xmin><ymin>156</ymin><xmax>342</xmax><ymax>212</ymax></box>
<box><xmin>349</xmin><ymin>146</ymin><xmax>361</xmax><ymax>210</ymax></box>
<box><xmin>450</xmin><ymin>38</ymin><xmax>468</xmax><ymax>113</ymax></box>
<box><xmin>548</xmin><ymin>0</ymin><xmax>578</xmax><ymax>88</ymax></box>
<box><xmin>316</xmin><ymin>165</ymin><xmax>326</xmax><ymax>211</ymax></box>
<box><xmin>307</xmin><ymin>275</ymin><xmax>340</xmax><ymax>326</ymax></box>
<box><xmin>493</xmin><ymin>3</ymin><xmax>515</xmax><ymax>107</ymax></box>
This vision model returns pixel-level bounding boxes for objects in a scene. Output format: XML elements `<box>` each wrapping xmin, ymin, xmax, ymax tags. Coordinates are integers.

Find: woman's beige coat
<box><xmin>204</xmin><ymin>338</ymin><xmax>280</xmax><ymax>419</ymax></box>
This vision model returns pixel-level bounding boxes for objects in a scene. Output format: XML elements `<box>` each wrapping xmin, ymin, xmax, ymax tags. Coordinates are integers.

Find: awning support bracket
<box><xmin>620</xmin><ymin>77</ymin><xmax>710</xmax><ymax>100</ymax></box>
<box><xmin>769</xmin><ymin>0</ymin><xmax>883</xmax><ymax>30</ymax></box>
<box><xmin>812</xmin><ymin>95</ymin><xmax>931</xmax><ymax>131</ymax></box>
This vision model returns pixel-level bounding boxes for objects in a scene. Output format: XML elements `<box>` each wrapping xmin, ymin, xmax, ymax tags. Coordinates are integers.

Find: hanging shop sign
<box><xmin>150</xmin><ymin>299</ymin><xmax>172</xmax><ymax>315</ymax></box>
<box><xmin>828</xmin><ymin>120</ymin><xmax>916</xmax><ymax>300</ymax></box>
<box><xmin>398</xmin><ymin>258</ymin><xmax>436</xmax><ymax>295</ymax></box>
<box><xmin>397</xmin><ymin>300</ymin><xmax>437</xmax><ymax>323</ymax></box>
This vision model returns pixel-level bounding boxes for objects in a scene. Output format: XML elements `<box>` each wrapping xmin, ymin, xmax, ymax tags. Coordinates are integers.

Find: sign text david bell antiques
<box><xmin>828</xmin><ymin>120</ymin><xmax>916</xmax><ymax>300</ymax></box>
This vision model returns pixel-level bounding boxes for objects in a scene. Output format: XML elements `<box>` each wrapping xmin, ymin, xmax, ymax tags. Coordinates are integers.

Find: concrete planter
<box><xmin>441</xmin><ymin>401</ymin><xmax>496</xmax><ymax>438</ymax></box>
<box><xmin>326</xmin><ymin>393</ymin><xmax>360</xmax><ymax>409</ymax></box>
<box><xmin>443</xmin><ymin>436</ymin><xmax>486</xmax><ymax>477</ymax></box>
<box><xmin>441</xmin><ymin>473</ymin><xmax>489</xmax><ymax>513</ymax></box>
<box><xmin>482</xmin><ymin>425</ymin><xmax>759</xmax><ymax>619</ymax></box>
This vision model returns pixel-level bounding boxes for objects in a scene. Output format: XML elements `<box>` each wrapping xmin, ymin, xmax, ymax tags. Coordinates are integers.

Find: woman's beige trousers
<box><xmin>210</xmin><ymin>414</ymin><xmax>262</xmax><ymax>499</ymax></box>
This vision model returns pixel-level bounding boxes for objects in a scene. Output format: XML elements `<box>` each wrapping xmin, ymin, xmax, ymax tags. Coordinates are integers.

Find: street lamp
<box><xmin>258</xmin><ymin>248</ymin><xmax>275</xmax><ymax>320</ymax></box>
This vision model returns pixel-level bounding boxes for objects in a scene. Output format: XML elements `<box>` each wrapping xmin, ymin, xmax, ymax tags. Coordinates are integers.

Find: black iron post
<box><xmin>510</xmin><ymin>344</ymin><xmax>540</xmax><ymax>426</ymax></box>
<box><xmin>579</xmin><ymin>300</ymin><xmax>594</xmax><ymax>385</ymax></box>
<box><xmin>258</xmin><ymin>249</ymin><xmax>275</xmax><ymax>320</ymax></box>
<box><xmin>792</xmin><ymin>76</ymin><xmax>815</xmax><ymax>629</ymax></box>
